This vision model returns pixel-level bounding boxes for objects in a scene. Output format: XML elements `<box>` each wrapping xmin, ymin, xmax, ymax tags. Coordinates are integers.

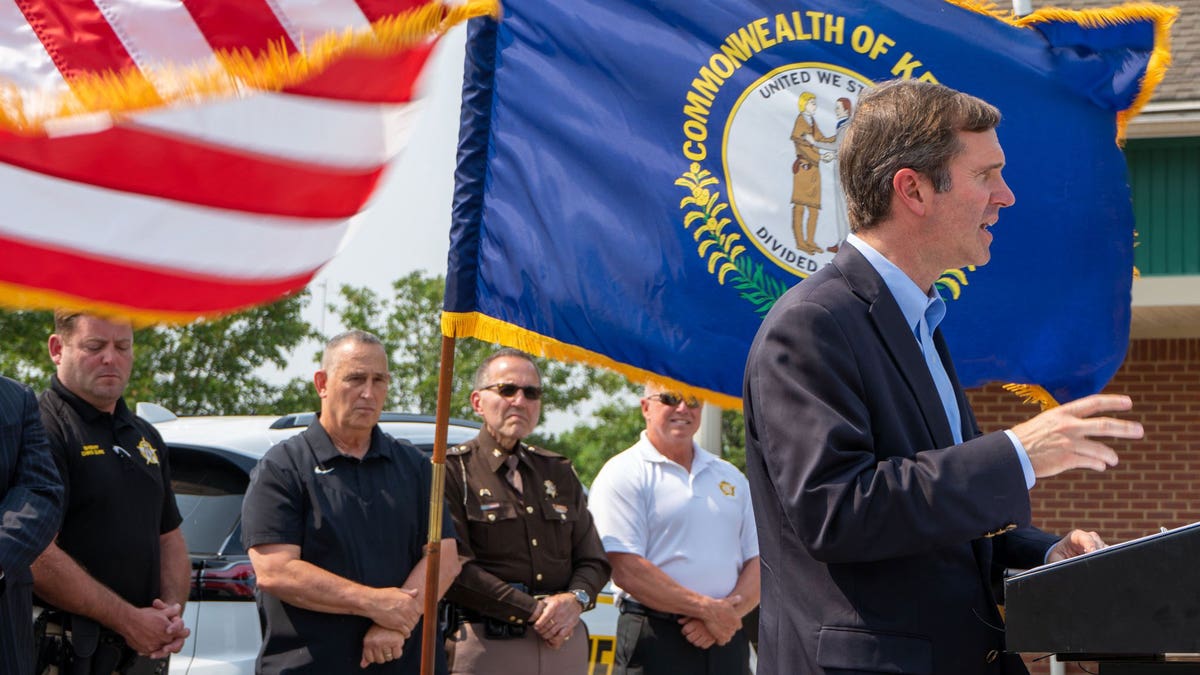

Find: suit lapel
<box><xmin>833</xmin><ymin>246</ymin><xmax>957</xmax><ymax>449</ymax></box>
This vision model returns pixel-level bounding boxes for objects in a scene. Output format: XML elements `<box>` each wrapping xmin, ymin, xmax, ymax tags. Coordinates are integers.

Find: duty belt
<box><xmin>34</xmin><ymin>609</ymin><xmax>168</xmax><ymax>675</ymax></box>
<box><xmin>619</xmin><ymin>599</ymin><xmax>685</xmax><ymax>623</ymax></box>
<box><xmin>452</xmin><ymin>582</ymin><xmax>570</xmax><ymax>641</ymax></box>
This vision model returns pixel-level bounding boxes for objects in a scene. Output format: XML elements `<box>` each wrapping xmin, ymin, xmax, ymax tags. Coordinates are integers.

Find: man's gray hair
<box><xmin>320</xmin><ymin>330</ymin><xmax>384</xmax><ymax>369</ymax></box>
<box><xmin>472</xmin><ymin>348</ymin><xmax>540</xmax><ymax>390</ymax></box>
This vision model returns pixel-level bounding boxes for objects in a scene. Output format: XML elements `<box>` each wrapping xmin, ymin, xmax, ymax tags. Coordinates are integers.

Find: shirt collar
<box><xmin>49</xmin><ymin>374</ymin><xmax>132</xmax><ymax>425</ymax></box>
<box><xmin>304</xmin><ymin>419</ymin><xmax>392</xmax><ymax>464</ymax></box>
<box><xmin>634</xmin><ymin>431</ymin><xmax>714</xmax><ymax>475</ymax></box>
<box><xmin>474</xmin><ymin>428</ymin><xmax>524</xmax><ymax>474</ymax></box>
<box><xmin>845</xmin><ymin>233</ymin><xmax>945</xmax><ymax>337</ymax></box>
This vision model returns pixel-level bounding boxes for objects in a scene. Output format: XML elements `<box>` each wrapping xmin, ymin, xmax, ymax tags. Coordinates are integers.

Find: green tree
<box><xmin>0</xmin><ymin>293</ymin><xmax>319</xmax><ymax>415</ymax></box>
<box><xmin>552</xmin><ymin>400</ymin><xmax>746</xmax><ymax>486</ymax></box>
<box><xmin>326</xmin><ymin>271</ymin><xmax>749</xmax><ymax>483</ymax></box>
<box><xmin>328</xmin><ymin>272</ymin><xmax>637</xmax><ymax>424</ymax></box>
<box><xmin>128</xmin><ymin>292</ymin><xmax>320</xmax><ymax>414</ymax></box>
<box><xmin>0</xmin><ymin>309</ymin><xmax>55</xmax><ymax>383</ymax></box>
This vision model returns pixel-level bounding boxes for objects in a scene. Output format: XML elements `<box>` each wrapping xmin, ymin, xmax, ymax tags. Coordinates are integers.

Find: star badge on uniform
<box><xmin>543</xmin><ymin>480</ymin><xmax>557</xmax><ymax>498</ymax></box>
<box><xmin>137</xmin><ymin>437</ymin><xmax>160</xmax><ymax>465</ymax></box>
<box><xmin>719</xmin><ymin>480</ymin><xmax>735</xmax><ymax>497</ymax></box>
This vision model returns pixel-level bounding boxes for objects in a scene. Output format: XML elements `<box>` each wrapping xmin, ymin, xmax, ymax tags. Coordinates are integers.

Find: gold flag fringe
<box><xmin>0</xmin><ymin>0</ymin><xmax>500</xmax><ymax>135</ymax></box>
<box><xmin>442</xmin><ymin>311</ymin><xmax>744</xmax><ymax>410</ymax></box>
<box><xmin>1002</xmin><ymin>383</ymin><xmax>1061</xmax><ymax>410</ymax></box>
<box><xmin>0</xmin><ymin>281</ymin><xmax>251</xmax><ymax>327</ymax></box>
<box><xmin>942</xmin><ymin>1</ymin><xmax>1178</xmax><ymax>143</ymax></box>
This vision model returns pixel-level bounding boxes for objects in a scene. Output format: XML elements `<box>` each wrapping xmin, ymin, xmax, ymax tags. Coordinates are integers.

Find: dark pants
<box><xmin>614</xmin><ymin>611</ymin><xmax>750</xmax><ymax>675</ymax></box>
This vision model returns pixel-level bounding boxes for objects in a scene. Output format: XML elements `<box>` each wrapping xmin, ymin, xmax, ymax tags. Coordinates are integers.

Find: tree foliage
<box><xmin>0</xmin><ymin>272</ymin><xmax>748</xmax><ymax>483</ymax></box>
<box><xmin>553</xmin><ymin>402</ymin><xmax>746</xmax><ymax>486</ymax></box>
<box><xmin>0</xmin><ymin>310</ymin><xmax>56</xmax><ymax>383</ymax></box>
<box><xmin>0</xmin><ymin>293</ymin><xmax>318</xmax><ymax>415</ymax></box>
<box><xmin>128</xmin><ymin>292</ymin><xmax>320</xmax><ymax>415</ymax></box>
<box><xmin>327</xmin><ymin>272</ymin><xmax>641</xmax><ymax>424</ymax></box>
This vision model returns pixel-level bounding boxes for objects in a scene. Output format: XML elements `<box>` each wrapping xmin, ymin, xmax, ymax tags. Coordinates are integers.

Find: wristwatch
<box><xmin>569</xmin><ymin>588</ymin><xmax>590</xmax><ymax>610</ymax></box>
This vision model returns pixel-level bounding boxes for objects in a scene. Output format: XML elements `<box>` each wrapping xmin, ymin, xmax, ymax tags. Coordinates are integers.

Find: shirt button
<box><xmin>526</xmin><ymin>506</ymin><xmax>535</xmax><ymax>514</ymax></box>
<box><xmin>531</xmin><ymin>538</ymin><xmax>539</xmax><ymax>547</ymax></box>
<box><xmin>487</xmin><ymin>513</ymin><xmax>496</xmax><ymax>522</ymax></box>
<box><xmin>509</xmin><ymin>616</ymin><xmax>518</xmax><ymax>622</ymax></box>
<box><xmin>985</xmin><ymin>650</ymin><xmax>999</xmax><ymax>663</ymax></box>
<box><xmin>536</xmin><ymin>573</ymin><xmax>543</xmax><ymax>581</ymax></box>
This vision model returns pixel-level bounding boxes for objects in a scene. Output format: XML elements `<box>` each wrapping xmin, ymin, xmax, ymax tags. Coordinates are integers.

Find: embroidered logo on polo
<box><xmin>719</xmin><ymin>480</ymin><xmax>736</xmax><ymax>497</ymax></box>
<box><xmin>137</xmin><ymin>437</ymin><xmax>160</xmax><ymax>465</ymax></box>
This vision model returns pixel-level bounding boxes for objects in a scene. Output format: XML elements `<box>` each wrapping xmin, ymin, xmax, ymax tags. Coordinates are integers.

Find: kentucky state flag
<box><xmin>445</xmin><ymin>0</ymin><xmax>1175</xmax><ymax>406</ymax></box>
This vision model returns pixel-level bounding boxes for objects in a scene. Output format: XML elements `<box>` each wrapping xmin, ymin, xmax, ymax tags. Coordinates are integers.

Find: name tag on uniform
<box><xmin>480</xmin><ymin>502</ymin><xmax>503</xmax><ymax>522</ymax></box>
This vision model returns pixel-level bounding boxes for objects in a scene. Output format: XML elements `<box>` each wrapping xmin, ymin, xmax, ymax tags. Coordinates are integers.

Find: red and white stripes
<box><xmin>0</xmin><ymin>0</ymin><xmax>484</xmax><ymax>321</ymax></box>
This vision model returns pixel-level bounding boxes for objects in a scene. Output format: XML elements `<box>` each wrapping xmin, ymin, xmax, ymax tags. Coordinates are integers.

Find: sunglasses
<box><xmin>647</xmin><ymin>392</ymin><xmax>701</xmax><ymax>409</ymax></box>
<box><xmin>480</xmin><ymin>383</ymin><xmax>544</xmax><ymax>400</ymax></box>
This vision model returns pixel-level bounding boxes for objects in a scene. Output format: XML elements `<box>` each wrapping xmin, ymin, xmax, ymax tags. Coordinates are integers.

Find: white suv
<box><xmin>142</xmin><ymin>406</ymin><xmax>619</xmax><ymax>675</ymax></box>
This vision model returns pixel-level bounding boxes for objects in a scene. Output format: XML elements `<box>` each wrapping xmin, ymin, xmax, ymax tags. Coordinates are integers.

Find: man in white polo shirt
<box><xmin>589</xmin><ymin>385</ymin><xmax>759</xmax><ymax>675</ymax></box>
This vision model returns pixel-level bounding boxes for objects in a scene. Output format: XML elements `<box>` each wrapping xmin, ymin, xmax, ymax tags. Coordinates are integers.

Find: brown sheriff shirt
<box><xmin>444</xmin><ymin>430</ymin><xmax>610</xmax><ymax>624</ymax></box>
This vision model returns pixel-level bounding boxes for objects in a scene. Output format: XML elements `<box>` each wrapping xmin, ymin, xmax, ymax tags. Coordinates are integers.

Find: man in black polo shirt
<box><xmin>241</xmin><ymin>330</ymin><xmax>461</xmax><ymax>674</ymax></box>
<box><xmin>33</xmin><ymin>311</ymin><xmax>191</xmax><ymax>673</ymax></box>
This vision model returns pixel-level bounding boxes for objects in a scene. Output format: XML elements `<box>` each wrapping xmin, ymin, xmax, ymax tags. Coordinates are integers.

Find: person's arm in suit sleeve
<box><xmin>0</xmin><ymin>384</ymin><xmax>63</xmax><ymax>575</ymax></box>
<box><xmin>745</xmin><ymin>299</ymin><xmax>1033</xmax><ymax>564</ymax></box>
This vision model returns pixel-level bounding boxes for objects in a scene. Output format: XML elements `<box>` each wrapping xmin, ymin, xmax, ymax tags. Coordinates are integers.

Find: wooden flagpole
<box><xmin>419</xmin><ymin>334</ymin><xmax>456</xmax><ymax>675</ymax></box>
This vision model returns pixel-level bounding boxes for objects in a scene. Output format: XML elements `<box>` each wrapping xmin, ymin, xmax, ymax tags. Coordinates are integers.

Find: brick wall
<box><xmin>968</xmin><ymin>337</ymin><xmax>1200</xmax><ymax>674</ymax></box>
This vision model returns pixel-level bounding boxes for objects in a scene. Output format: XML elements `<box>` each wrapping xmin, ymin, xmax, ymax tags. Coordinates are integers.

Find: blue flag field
<box><xmin>445</xmin><ymin>0</ymin><xmax>1175</xmax><ymax>406</ymax></box>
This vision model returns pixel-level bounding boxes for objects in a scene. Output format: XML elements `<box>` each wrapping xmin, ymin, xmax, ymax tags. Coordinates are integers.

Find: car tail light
<box><xmin>193</xmin><ymin>561</ymin><xmax>257</xmax><ymax>601</ymax></box>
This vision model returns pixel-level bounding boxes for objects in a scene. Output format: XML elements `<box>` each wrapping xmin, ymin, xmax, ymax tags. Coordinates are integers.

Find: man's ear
<box><xmin>313</xmin><ymin>370</ymin><xmax>328</xmax><ymax>398</ymax></box>
<box><xmin>48</xmin><ymin>334</ymin><xmax>64</xmax><ymax>365</ymax></box>
<box><xmin>892</xmin><ymin>168</ymin><xmax>930</xmax><ymax>217</ymax></box>
<box><xmin>469</xmin><ymin>390</ymin><xmax>483</xmax><ymax>415</ymax></box>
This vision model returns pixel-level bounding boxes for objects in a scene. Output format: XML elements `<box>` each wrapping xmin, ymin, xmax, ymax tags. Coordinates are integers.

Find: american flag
<box><xmin>0</xmin><ymin>0</ymin><xmax>493</xmax><ymax>322</ymax></box>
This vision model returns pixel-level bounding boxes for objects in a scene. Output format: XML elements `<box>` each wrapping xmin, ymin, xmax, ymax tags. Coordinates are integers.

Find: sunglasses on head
<box><xmin>480</xmin><ymin>382</ymin><xmax>544</xmax><ymax>400</ymax></box>
<box><xmin>648</xmin><ymin>392</ymin><xmax>701</xmax><ymax>409</ymax></box>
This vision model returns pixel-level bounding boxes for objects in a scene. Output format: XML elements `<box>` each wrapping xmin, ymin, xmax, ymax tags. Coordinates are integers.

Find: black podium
<box><xmin>1004</xmin><ymin>521</ymin><xmax>1200</xmax><ymax>674</ymax></box>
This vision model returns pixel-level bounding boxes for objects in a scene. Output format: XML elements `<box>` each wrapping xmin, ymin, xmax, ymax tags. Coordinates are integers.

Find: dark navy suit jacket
<box><xmin>0</xmin><ymin>376</ymin><xmax>63</xmax><ymax>675</ymax></box>
<box><xmin>744</xmin><ymin>245</ymin><xmax>1058</xmax><ymax>675</ymax></box>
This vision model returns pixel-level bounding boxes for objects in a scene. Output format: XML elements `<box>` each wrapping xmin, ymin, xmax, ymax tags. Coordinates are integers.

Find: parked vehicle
<box><xmin>143</xmin><ymin>405</ymin><xmax>619</xmax><ymax>674</ymax></box>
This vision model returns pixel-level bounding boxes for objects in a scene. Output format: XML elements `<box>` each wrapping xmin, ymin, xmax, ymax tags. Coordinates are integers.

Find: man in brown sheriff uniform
<box><xmin>444</xmin><ymin>348</ymin><xmax>610</xmax><ymax>675</ymax></box>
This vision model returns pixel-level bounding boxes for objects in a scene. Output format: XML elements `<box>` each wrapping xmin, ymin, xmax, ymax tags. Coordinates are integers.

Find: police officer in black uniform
<box><xmin>33</xmin><ymin>311</ymin><xmax>190</xmax><ymax>674</ymax></box>
<box><xmin>444</xmin><ymin>348</ymin><xmax>610</xmax><ymax>675</ymax></box>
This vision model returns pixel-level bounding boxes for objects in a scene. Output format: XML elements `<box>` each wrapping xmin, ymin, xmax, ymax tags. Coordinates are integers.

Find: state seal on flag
<box><xmin>723</xmin><ymin>63</ymin><xmax>871</xmax><ymax>279</ymax></box>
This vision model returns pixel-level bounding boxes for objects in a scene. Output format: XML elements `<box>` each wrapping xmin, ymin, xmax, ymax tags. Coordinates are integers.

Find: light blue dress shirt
<box><xmin>845</xmin><ymin>234</ymin><xmax>1035</xmax><ymax>488</ymax></box>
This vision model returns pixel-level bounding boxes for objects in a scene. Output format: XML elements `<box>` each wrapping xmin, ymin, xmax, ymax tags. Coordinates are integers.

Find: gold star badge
<box><xmin>719</xmin><ymin>481</ymin><xmax>735</xmax><ymax>497</ymax></box>
<box><xmin>543</xmin><ymin>480</ymin><xmax>558</xmax><ymax>498</ymax></box>
<box><xmin>137</xmin><ymin>437</ymin><xmax>160</xmax><ymax>465</ymax></box>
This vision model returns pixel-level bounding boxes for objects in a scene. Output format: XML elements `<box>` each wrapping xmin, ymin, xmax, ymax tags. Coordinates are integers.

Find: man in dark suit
<box><xmin>0</xmin><ymin>375</ymin><xmax>63</xmax><ymax>675</ymax></box>
<box><xmin>744</xmin><ymin>79</ymin><xmax>1145</xmax><ymax>675</ymax></box>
